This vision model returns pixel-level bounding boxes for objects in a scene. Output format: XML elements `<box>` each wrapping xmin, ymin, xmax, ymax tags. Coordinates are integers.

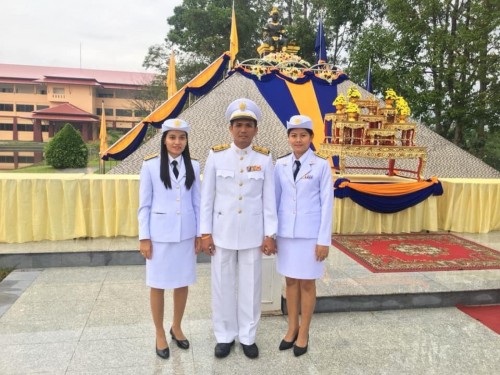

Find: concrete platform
<box><xmin>1</xmin><ymin>263</ymin><xmax>499</xmax><ymax>374</ymax></box>
<box><xmin>1</xmin><ymin>232</ymin><xmax>499</xmax><ymax>313</ymax></box>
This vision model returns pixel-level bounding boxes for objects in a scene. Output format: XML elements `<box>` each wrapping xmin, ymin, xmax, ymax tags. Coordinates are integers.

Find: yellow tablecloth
<box><xmin>334</xmin><ymin>196</ymin><xmax>438</xmax><ymax>234</ymax></box>
<box><xmin>0</xmin><ymin>174</ymin><xmax>139</xmax><ymax>243</ymax></box>
<box><xmin>437</xmin><ymin>178</ymin><xmax>500</xmax><ymax>233</ymax></box>
<box><xmin>1</xmin><ymin>174</ymin><xmax>499</xmax><ymax>243</ymax></box>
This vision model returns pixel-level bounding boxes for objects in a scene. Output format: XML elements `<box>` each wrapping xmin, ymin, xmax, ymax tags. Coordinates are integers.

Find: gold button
<box><xmin>239</xmin><ymin>182</ymin><xmax>243</xmax><ymax>186</ymax></box>
<box><xmin>176</xmin><ymin>186</ymin><xmax>180</xmax><ymax>189</ymax></box>
<box><xmin>239</xmin><ymin>196</ymin><xmax>242</xmax><ymax>200</ymax></box>
<box><xmin>176</xmin><ymin>211</ymin><xmax>180</xmax><ymax>215</ymax></box>
<box><xmin>238</xmin><ymin>209</ymin><xmax>242</xmax><ymax>214</ymax></box>
<box><xmin>176</xmin><ymin>198</ymin><xmax>180</xmax><ymax>201</ymax></box>
<box><xmin>240</xmin><ymin>169</ymin><xmax>243</xmax><ymax>173</ymax></box>
<box><xmin>240</xmin><ymin>156</ymin><xmax>244</xmax><ymax>160</ymax></box>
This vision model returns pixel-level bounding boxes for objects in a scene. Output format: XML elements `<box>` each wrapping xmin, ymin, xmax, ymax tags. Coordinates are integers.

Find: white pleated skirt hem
<box><xmin>276</xmin><ymin>236</ymin><xmax>324</xmax><ymax>280</ymax></box>
<box><xmin>146</xmin><ymin>238</ymin><xmax>196</xmax><ymax>289</ymax></box>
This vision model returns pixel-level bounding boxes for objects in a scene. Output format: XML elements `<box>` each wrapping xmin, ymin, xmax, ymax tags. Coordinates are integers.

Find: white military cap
<box><xmin>161</xmin><ymin>118</ymin><xmax>190</xmax><ymax>133</ymax></box>
<box><xmin>286</xmin><ymin>115</ymin><xmax>313</xmax><ymax>130</ymax></box>
<box><xmin>225</xmin><ymin>98</ymin><xmax>262</xmax><ymax>122</ymax></box>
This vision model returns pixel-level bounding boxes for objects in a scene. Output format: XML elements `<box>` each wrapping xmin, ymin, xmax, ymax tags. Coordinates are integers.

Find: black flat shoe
<box><xmin>155</xmin><ymin>343</ymin><xmax>170</xmax><ymax>359</ymax></box>
<box><xmin>293</xmin><ymin>342</ymin><xmax>308</xmax><ymax>357</ymax></box>
<box><xmin>241</xmin><ymin>343</ymin><xmax>259</xmax><ymax>359</ymax></box>
<box><xmin>214</xmin><ymin>340</ymin><xmax>235</xmax><ymax>358</ymax></box>
<box><xmin>170</xmin><ymin>328</ymin><xmax>190</xmax><ymax>349</ymax></box>
<box><xmin>279</xmin><ymin>333</ymin><xmax>298</xmax><ymax>350</ymax></box>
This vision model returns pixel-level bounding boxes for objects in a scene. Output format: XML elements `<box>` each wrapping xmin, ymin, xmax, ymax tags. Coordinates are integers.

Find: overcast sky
<box><xmin>0</xmin><ymin>0</ymin><xmax>183</xmax><ymax>72</ymax></box>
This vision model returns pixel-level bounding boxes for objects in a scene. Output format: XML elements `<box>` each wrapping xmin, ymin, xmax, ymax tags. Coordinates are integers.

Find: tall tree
<box><xmin>348</xmin><ymin>0</ymin><xmax>499</xmax><ymax>169</ymax></box>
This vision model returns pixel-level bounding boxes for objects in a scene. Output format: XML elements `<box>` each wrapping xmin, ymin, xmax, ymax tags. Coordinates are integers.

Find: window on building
<box><xmin>0</xmin><ymin>156</ymin><xmax>15</xmax><ymax>163</ymax></box>
<box><xmin>96</xmin><ymin>107</ymin><xmax>113</xmax><ymax>116</ymax></box>
<box><xmin>97</xmin><ymin>89</ymin><xmax>114</xmax><ymax>98</ymax></box>
<box><xmin>18</xmin><ymin>156</ymin><xmax>35</xmax><ymax>163</ymax></box>
<box><xmin>115</xmin><ymin>89</ymin><xmax>134</xmax><ymax>99</ymax></box>
<box><xmin>17</xmin><ymin>124</ymin><xmax>34</xmax><ymax>131</ymax></box>
<box><xmin>0</xmin><ymin>84</ymin><xmax>14</xmax><ymax>93</ymax></box>
<box><xmin>0</xmin><ymin>103</ymin><xmax>14</xmax><ymax>111</ymax></box>
<box><xmin>134</xmin><ymin>110</ymin><xmax>148</xmax><ymax>118</ymax></box>
<box><xmin>41</xmin><ymin>125</ymin><xmax>49</xmax><ymax>132</ymax></box>
<box><xmin>53</xmin><ymin>87</ymin><xmax>65</xmax><ymax>95</ymax></box>
<box><xmin>36</xmin><ymin>86</ymin><xmax>47</xmax><ymax>95</ymax></box>
<box><xmin>116</xmin><ymin>109</ymin><xmax>133</xmax><ymax>117</ymax></box>
<box><xmin>16</xmin><ymin>104</ymin><xmax>35</xmax><ymax>112</ymax></box>
<box><xmin>36</xmin><ymin>105</ymin><xmax>49</xmax><ymax>110</ymax></box>
<box><xmin>16</xmin><ymin>85</ymin><xmax>35</xmax><ymax>94</ymax></box>
<box><xmin>0</xmin><ymin>123</ymin><xmax>13</xmax><ymax>131</ymax></box>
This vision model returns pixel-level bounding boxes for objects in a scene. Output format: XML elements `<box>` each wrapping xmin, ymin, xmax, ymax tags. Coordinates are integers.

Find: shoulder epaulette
<box><xmin>278</xmin><ymin>152</ymin><xmax>291</xmax><ymax>159</ymax></box>
<box><xmin>144</xmin><ymin>153</ymin><xmax>159</xmax><ymax>161</ymax></box>
<box><xmin>314</xmin><ymin>151</ymin><xmax>328</xmax><ymax>159</ymax></box>
<box><xmin>252</xmin><ymin>145</ymin><xmax>270</xmax><ymax>155</ymax></box>
<box><xmin>212</xmin><ymin>144</ymin><xmax>230</xmax><ymax>152</ymax></box>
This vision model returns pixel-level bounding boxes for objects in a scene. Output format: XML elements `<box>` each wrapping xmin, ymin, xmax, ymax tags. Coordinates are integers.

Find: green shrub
<box><xmin>44</xmin><ymin>123</ymin><xmax>88</xmax><ymax>169</ymax></box>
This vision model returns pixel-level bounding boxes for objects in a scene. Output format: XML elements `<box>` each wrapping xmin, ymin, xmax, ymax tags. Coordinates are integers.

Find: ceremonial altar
<box><xmin>321</xmin><ymin>92</ymin><xmax>426</xmax><ymax>180</ymax></box>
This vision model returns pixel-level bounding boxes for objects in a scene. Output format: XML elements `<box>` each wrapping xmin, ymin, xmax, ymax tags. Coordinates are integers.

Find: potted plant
<box><xmin>347</xmin><ymin>85</ymin><xmax>362</xmax><ymax>102</ymax></box>
<box><xmin>333</xmin><ymin>94</ymin><xmax>347</xmax><ymax>112</ymax></box>
<box><xmin>385</xmin><ymin>89</ymin><xmax>398</xmax><ymax>107</ymax></box>
<box><xmin>345</xmin><ymin>102</ymin><xmax>360</xmax><ymax>121</ymax></box>
<box><xmin>396</xmin><ymin>97</ymin><xmax>411</xmax><ymax>122</ymax></box>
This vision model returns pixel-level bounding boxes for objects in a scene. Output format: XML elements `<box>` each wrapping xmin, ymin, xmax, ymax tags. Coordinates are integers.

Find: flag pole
<box><xmin>229</xmin><ymin>1</ymin><xmax>239</xmax><ymax>69</ymax></box>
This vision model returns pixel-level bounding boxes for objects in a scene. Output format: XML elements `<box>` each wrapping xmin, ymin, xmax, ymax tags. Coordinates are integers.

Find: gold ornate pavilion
<box><xmin>320</xmin><ymin>94</ymin><xmax>427</xmax><ymax>180</ymax></box>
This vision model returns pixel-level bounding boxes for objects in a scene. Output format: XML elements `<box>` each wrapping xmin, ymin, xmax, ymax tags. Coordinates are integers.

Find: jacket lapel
<box><xmin>295</xmin><ymin>150</ymin><xmax>314</xmax><ymax>182</ymax></box>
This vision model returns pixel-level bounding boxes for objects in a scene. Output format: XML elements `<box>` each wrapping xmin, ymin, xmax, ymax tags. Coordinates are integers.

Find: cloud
<box><xmin>0</xmin><ymin>0</ymin><xmax>182</xmax><ymax>71</ymax></box>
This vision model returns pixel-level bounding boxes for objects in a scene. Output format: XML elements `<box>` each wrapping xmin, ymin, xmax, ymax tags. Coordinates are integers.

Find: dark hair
<box><xmin>287</xmin><ymin>128</ymin><xmax>313</xmax><ymax>136</ymax></box>
<box><xmin>230</xmin><ymin>118</ymin><xmax>257</xmax><ymax>127</ymax></box>
<box><xmin>160</xmin><ymin>131</ymin><xmax>195</xmax><ymax>190</ymax></box>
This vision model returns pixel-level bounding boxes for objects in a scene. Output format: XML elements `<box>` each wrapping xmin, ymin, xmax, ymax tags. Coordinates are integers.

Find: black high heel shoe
<box><xmin>170</xmin><ymin>328</ymin><xmax>190</xmax><ymax>349</ymax></box>
<box><xmin>279</xmin><ymin>332</ymin><xmax>298</xmax><ymax>350</ymax></box>
<box><xmin>155</xmin><ymin>340</ymin><xmax>170</xmax><ymax>359</ymax></box>
<box><xmin>293</xmin><ymin>338</ymin><xmax>309</xmax><ymax>357</ymax></box>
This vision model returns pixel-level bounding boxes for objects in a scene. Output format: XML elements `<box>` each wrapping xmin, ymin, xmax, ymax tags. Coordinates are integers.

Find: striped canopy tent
<box><xmin>101</xmin><ymin>53</ymin><xmax>232</xmax><ymax>160</ymax></box>
<box><xmin>101</xmin><ymin>53</ymin><xmax>349</xmax><ymax>160</ymax></box>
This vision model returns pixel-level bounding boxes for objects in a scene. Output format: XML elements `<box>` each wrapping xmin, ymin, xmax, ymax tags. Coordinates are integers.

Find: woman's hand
<box><xmin>315</xmin><ymin>245</ymin><xmax>329</xmax><ymax>262</ymax></box>
<box><xmin>262</xmin><ymin>236</ymin><xmax>276</xmax><ymax>256</ymax></box>
<box><xmin>139</xmin><ymin>239</ymin><xmax>152</xmax><ymax>260</ymax></box>
<box><xmin>195</xmin><ymin>237</ymin><xmax>202</xmax><ymax>254</ymax></box>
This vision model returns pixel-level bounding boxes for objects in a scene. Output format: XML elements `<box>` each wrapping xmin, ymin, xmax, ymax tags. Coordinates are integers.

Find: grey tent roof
<box><xmin>109</xmin><ymin>73</ymin><xmax>500</xmax><ymax>179</ymax></box>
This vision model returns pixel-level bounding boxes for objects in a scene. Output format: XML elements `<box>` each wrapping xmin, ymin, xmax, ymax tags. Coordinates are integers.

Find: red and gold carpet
<box><xmin>456</xmin><ymin>304</ymin><xmax>500</xmax><ymax>335</ymax></box>
<box><xmin>332</xmin><ymin>233</ymin><xmax>500</xmax><ymax>273</ymax></box>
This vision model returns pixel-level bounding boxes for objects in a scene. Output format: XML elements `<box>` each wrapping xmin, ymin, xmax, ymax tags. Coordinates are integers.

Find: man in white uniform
<box><xmin>200</xmin><ymin>98</ymin><xmax>278</xmax><ymax>359</ymax></box>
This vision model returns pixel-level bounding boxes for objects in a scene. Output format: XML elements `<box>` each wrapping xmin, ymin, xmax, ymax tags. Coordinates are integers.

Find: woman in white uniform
<box><xmin>138</xmin><ymin>118</ymin><xmax>201</xmax><ymax>359</ymax></box>
<box><xmin>274</xmin><ymin>115</ymin><xmax>333</xmax><ymax>357</ymax></box>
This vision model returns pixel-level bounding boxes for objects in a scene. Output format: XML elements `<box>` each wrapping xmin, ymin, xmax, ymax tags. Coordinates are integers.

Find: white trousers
<box><xmin>211</xmin><ymin>246</ymin><xmax>262</xmax><ymax>345</ymax></box>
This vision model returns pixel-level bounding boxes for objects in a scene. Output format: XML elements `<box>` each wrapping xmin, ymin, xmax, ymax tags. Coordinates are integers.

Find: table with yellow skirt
<box><xmin>1</xmin><ymin>174</ymin><xmax>499</xmax><ymax>243</ymax></box>
<box><xmin>0</xmin><ymin>174</ymin><xmax>139</xmax><ymax>243</ymax></box>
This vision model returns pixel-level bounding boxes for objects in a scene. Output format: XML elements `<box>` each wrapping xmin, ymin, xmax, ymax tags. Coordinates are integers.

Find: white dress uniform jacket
<box><xmin>138</xmin><ymin>155</ymin><xmax>201</xmax><ymax>242</ymax></box>
<box><xmin>274</xmin><ymin>149</ymin><xmax>333</xmax><ymax>246</ymax></box>
<box><xmin>200</xmin><ymin>143</ymin><xmax>277</xmax><ymax>249</ymax></box>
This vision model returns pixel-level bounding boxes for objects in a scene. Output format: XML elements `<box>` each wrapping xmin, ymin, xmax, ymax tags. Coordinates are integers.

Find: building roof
<box><xmin>0</xmin><ymin>63</ymin><xmax>155</xmax><ymax>88</ymax></box>
<box><xmin>28</xmin><ymin>103</ymin><xmax>99</xmax><ymax>122</ymax></box>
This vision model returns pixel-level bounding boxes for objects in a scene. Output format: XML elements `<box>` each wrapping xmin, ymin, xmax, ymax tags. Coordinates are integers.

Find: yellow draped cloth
<box><xmin>0</xmin><ymin>175</ymin><xmax>499</xmax><ymax>243</ymax></box>
<box><xmin>0</xmin><ymin>174</ymin><xmax>139</xmax><ymax>243</ymax></box>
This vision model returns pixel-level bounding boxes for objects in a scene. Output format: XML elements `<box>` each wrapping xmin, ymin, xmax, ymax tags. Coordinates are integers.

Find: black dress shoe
<box><xmin>214</xmin><ymin>340</ymin><xmax>235</xmax><ymax>358</ymax></box>
<box><xmin>155</xmin><ymin>344</ymin><xmax>170</xmax><ymax>359</ymax></box>
<box><xmin>170</xmin><ymin>328</ymin><xmax>190</xmax><ymax>349</ymax></box>
<box><xmin>241</xmin><ymin>343</ymin><xmax>259</xmax><ymax>359</ymax></box>
<box><xmin>279</xmin><ymin>333</ymin><xmax>298</xmax><ymax>350</ymax></box>
<box><xmin>293</xmin><ymin>342</ymin><xmax>308</xmax><ymax>357</ymax></box>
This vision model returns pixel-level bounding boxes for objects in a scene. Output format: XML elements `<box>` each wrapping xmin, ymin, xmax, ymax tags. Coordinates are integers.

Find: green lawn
<box><xmin>0</xmin><ymin>158</ymin><xmax>104</xmax><ymax>173</ymax></box>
